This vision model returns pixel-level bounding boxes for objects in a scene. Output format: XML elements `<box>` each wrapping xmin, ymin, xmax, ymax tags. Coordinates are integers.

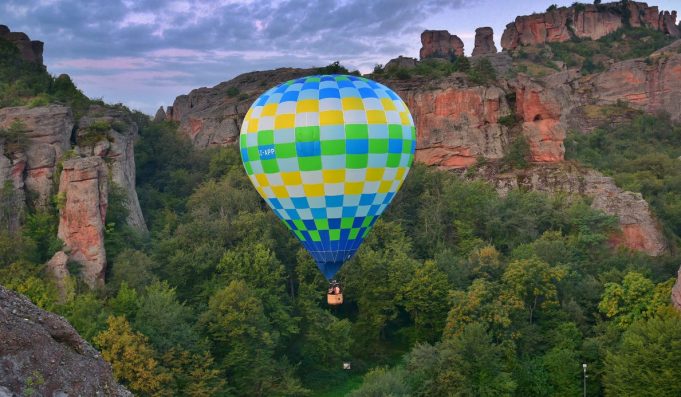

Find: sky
<box><xmin>2</xmin><ymin>0</ymin><xmax>679</xmax><ymax>115</ymax></box>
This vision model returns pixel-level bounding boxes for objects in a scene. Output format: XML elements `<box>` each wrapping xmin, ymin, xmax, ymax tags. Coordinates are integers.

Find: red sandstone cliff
<box><xmin>57</xmin><ymin>157</ymin><xmax>108</xmax><ymax>289</ymax></box>
<box><xmin>501</xmin><ymin>1</ymin><xmax>680</xmax><ymax>50</ymax></box>
<box><xmin>420</xmin><ymin>30</ymin><xmax>464</xmax><ymax>60</ymax></box>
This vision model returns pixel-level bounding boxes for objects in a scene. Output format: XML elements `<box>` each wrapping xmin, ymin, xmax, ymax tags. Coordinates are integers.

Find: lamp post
<box><xmin>582</xmin><ymin>363</ymin><xmax>587</xmax><ymax>397</ymax></box>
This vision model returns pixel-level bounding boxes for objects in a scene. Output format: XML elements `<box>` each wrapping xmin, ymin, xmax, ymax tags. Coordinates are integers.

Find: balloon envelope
<box><xmin>240</xmin><ymin>74</ymin><xmax>415</xmax><ymax>279</ymax></box>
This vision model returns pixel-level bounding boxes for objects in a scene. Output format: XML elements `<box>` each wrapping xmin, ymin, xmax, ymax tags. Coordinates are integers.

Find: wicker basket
<box><xmin>327</xmin><ymin>293</ymin><xmax>343</xmax><ymax>305</ymax></box>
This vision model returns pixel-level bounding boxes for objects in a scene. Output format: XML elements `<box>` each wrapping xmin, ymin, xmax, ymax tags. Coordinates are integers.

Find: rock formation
<box><xmin>501</xmin><ymin>2</ymin><xmax>680</xmax><ymax>50</ymax></box>
<box><xmin>154</xmin><ymin>106</ymin><xmax>167</xmax><ymax>122</ymax></box>
<box><xmin>0</xmin><ymin>105</ymin><xmax>73</xmax><ymax>210</ymax></box>
<box><xmin>384</xmin><ymin>56</ymin><xmax>418</xmax><ymax>70</ymax></box>
<box><xmin>76</xmin><ymin>105</ymin><xmax>147</xmax><ymax>231</ymax></box>
<box><xmin>391</xmin><ymin>76</ymin><xmax>510</xmax><ymax>168</ymax></box>
<box><xmin>0</xmin><ymin>24</ymin><xmax>44</xmax><ymax>65</ymax></box>
<box><xmin>472</xmin><ymin>27</ymin><xmax>497</xmax><ymax>56</ymax></box>
<box><xmin>487</xmin><ymin>163</ymin><xmax>667</xmax><ymax>256</ymax></box>
<box><xmin>420</xmin><ymin>30</ymin><xmax>464</xmax><ymax>60</ymax></box>
<box><xmin>673</xmin><ymin>266</ymin><xmax>681</xmax><ymax>311</ymax></box>
<box><xmin>164</xmin><ymin>68</ymin><xmax>313</xmax><ymax>148</ymax></box>
<box><xmin>0</xmin><ymin>285</ymin><xmax>130</xmax><ymax>396</ymax></box>
<box><xmin>57</xmin><ymin>157</ymin><xmax>108</xmax><ymax>289</ymax></box>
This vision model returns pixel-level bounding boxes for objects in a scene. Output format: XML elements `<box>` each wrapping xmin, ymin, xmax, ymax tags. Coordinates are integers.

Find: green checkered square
<box><xmin>262</xmin><ymin>159</ymin><xmax>280</xmax><ymax>173</ymax></box>
<box><xmin>275</xmin><ymin>142</ymin><xmax>297</xmax><ymax>158</ymax></box>
<box><xmin>347</xmin><ymin>154</ymin><xmax>368</xmax><ymax>168</ymax></box>
<box><xmin>388</xmin><ymin>124</ymin><xmax>402</xmax><ymax>139</ymax></box>
<box><xmin>296</xmin><ymin>126</ymin><xmax>320</xmax><ymax>142</ymax></box>
<box><xmin>346</xmin><ymin>124</ymin><xmax>368</xmax><ymax>139</ymax></box>
<box><xmin>369</xmin><ymin>139</ymin><xmax>389</xmax><ymax>154</ymax></box>
<box><xmin>387</xmin><ymin>153</ymin><xmax>401</xmax><ymax>167</ymax></box>
<box><xmin>309</xmin><ymin>230</ymin><xmax>321</xmax><ymax>242</ymax></box>
<box><xmin>257</xmin><ymin>130</ymin><xmax>274</xmax><ymax>145</ymax></box>
<box><xmin>298</xmin><ymin>156</ymin><xmax>322</xmax><ymax>171</ymax></box>
<box><xmin>321</xmin><ymin>140</ymin><xmax>346</xmax><ymax>155</ymax></box>
<box><xmin>315</xmin><ymin>219</ymin><xmax>329</xmax><ymax>230</ymax></box>
<box><xmin>341</xmin><ymin>218</ymin><xmax>353</xmax><ymax>228</ymax></box>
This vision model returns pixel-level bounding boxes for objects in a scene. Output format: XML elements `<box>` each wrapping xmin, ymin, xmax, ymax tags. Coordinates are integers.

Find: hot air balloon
<box><xmin>239</xmin><ymin>74</ymin><xmax>415</xmax><ymax>303</ymax></box>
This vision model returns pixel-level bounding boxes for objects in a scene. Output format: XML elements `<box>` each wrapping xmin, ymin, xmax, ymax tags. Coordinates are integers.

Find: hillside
<box><xmin>2</xmin><ymin>2</ymin><xmax>681</xmax><ymax>396</ymax></box>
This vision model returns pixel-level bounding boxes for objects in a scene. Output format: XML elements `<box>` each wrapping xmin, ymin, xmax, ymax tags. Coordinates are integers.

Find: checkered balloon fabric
<box><xmin>240</xmin><ymin>74</ymin><xmax>416</xmax><ymax>280</ymax></box>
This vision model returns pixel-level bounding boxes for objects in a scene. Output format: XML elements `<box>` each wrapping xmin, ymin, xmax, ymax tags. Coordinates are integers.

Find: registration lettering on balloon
<box><xmin>240</xmin><ymin>74</ymin><xmax>416</xmax><ymax>280</ymax></box>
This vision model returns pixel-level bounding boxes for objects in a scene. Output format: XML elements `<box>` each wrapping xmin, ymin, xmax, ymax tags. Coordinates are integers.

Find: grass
<box><xmin>314</xmin><ymin>373</ymin><xmax>364</xmax><ymax>397</ymax></box>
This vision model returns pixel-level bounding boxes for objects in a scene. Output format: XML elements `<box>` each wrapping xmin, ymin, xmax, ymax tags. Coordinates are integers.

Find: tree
<box><xmin>94</xmin><ymin>316</ymin><xmax>171</xmax><ymax>396</ymax></box>
<box><xmin>134</xmin><ymin>281</ymin><xmax>199</xmax><ymax>354</ymax></box>
<box><xmin>349</xmin><ymin>367</ymin><xmax>410</xmax><ymax>397</ymax></box>
<box><xmin>200</xmin><ymin>280</ymin><xmax>308</xmax><ymax>396</ymax></box>
<box><xmin>598</xmin><ymin>272</ymin><xmax>662</xmax><ymax>328</ymax></box>
<box><xmin>109</xmin><ymin>249</ymin><xmax>157</xmax><ymax>293</ymax></box>
<box><xmin>501</xmin><ymin>258</ymin><xmax>566</xmax><ymax>324</ymax></box>
<box><xmin>604</xmin><ymin>310</ymin><xmax>681</xmax><ymax>396</ymax></box>
<box><xmin>440</xmin><ymin>323</ymin><xmax>515</xmax><ymax>396</ymax></box>
<box><xmin>444</xmin><ymin>279</ymin><xmax>513</xmax><ymax>339</ymax></box>
<box><xmin>402</xmin><ymin>260</ymin><xmax>450</xmax><ymax>342</ymax></box>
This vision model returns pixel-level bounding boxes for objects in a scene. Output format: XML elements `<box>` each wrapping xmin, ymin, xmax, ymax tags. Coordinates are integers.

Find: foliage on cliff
<box><xmin>566</xmin><ymin>113</ymin><xmax>681</xmax><ymax>243</ymax></box>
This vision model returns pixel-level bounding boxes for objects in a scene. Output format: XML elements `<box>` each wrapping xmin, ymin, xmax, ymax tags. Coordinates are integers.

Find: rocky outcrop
<box><xmin>391</xmin><ymin>77</ymin><xmax>510</xmax><ymax>168</ymax></box>
<box><xmin>472</xmin><ymin>27</ymin><xmax>497</xmax><ymax>56</ymax></box>
<box><xmin>46</xmin><ymin>251</ymin><xmax>71</xmax><ymax>302</ymax></box>
<box><xmin>57</xmin><ymin>157</ymin><xmax>108</xmax><ymax>289</ymax></box>
<box><xmin>420</xmin><ymin>30</ymin><xmax>464</xmax><ymax>60</ymax></box>
<box><xmin>513</xmin><ymin>75</ymin><xmax>569</xmax><ymax>162</ymax></box>
<box><xmin>154</xmin><ymin>106</ymin><xmax>166</xmax><ymax>122</ymax></box>
<box><xmin>583</xmin><ymin>45</ymin><xmax>681</xmax><ymax>122</ymax></box>
<box><xmin>76</xmin><ymin>105</ymin><xmax>147</xmax><ymax>231</ymax></box>
<box><xmin>501</xmin><ymin>2</ymin><xmax>680</xmax><ymax>50</ymax></box>
<box><xmin>0</xmin><ymin>105</ymin><xmax>74</xmax><ymax>210</ymax></box>
<box><xmin>0</xmin><ymin>285</ymin><xmax>130</xmax><ymax>396</ymax></box>
<box><xmin>0</xmin><ymin>25</ymin><xmax>44</xmax><ymax>65</ymax></box>
<box><xmin>486</xmin><ymin>163</ymin><xmax>667</xmax><ymax>256</ymax></box>
<box><xmin>385</xmin><ymin>56</ymin><xmax>418</xmax><ymax>70</ymax></box>
<box><xmin>165</xmin><ymin>68</ymin><xmax>313</xmax><ymax>148</ymax></box>
<box><xmin>673</xmin><ymin>266</ymin><xmax>681</xmax><ymax>311</ymax></box>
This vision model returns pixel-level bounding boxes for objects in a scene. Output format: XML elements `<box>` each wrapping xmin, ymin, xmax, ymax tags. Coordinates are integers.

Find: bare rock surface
<box><xmin>57</xmin><ymin>157</ymin><xmax>108</xmax><ymax>289</ymax></box>
<box><xmin>472</xmin><ymin>27</ymin><xmax>497</xmax><ymax>56</ymax></box>
<box><xmin>0</xmin><ymin>105</ymin><xmax>73</xmax><ymax>209</ymax></box>
<box><xmin>501</xmin><ymin>1</ymin><xmax>680</xmax><ymax>50</ymax></box>
<box><xmin>0</xmin><ymin>285</ymin><xmax>130</xmax><ymax>396</ymax></box>
<box><xmin>420</xmin><ymin>30</ymin><xmax>464</xmax><ymax>60</ymax></box>
<box><xmin>76</xmin><ymin>105</ymin><xmax>147</xmax><ymax>231</ymax></box>
<box><xmin>0</xmin><ymin>24</ymin><xmax>43</xmax><ymax>65</ymax></box>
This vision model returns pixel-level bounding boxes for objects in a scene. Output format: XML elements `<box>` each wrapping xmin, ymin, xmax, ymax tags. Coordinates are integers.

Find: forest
<box><xmin>2</xmin><ymin>113</ymin><xmax>681</xmax><ymax>396</ymax></box>
<box><xmin>2</xmin><ymin>22</ymin><xmax>681</xmax><ymax>397</ymax></box>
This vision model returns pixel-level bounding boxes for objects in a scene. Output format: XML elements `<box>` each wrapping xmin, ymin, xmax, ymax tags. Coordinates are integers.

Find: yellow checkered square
<box><xmin>367</xmin><ymin>110</ymin><xmax>387</xmax><ymax>124</ymax></box>
<box><xmin>271</xmin><ymin>185</ymin><xmax>289</xmax><ymax>198</ymax></box>
<box><xmin>255</xmin><ymin>174</ymin><xmax>269</xmax><ymax>187</ymax></box>
<box><xmin>342</xmin><ymin>97</ymin><xmax>364</xmax><ymax>110</ymax></box>
<box><xmin>275</xmin><ymin>114</ymin><xmax>295</xmax><ymax>129</ymax></box>
<box><xmin>399</xmin><ymin>111</ymin><xmax>411</xmax><ymax>125</ymax></box>
<box><xmin>261</xmin><ymin>103</ymin><xmax>278</xmax><ymax>116</ymax></box>
<box><xmin>296</xmin><ymin>100</ymin><xmax>319</xmax><ymax>113</ymax></box>
<box><xmin>320</xmin><ymin>110</ymin><xmax>344</xmax><ymax>126</ymax></box>
<box><xmin>366</xmin><ymin>168</ymin><xmax>384</xmax><ymax>182</ymax></box>
<box><xmin>303</xmin><ymin>184</ymin><xmax>325</xmax><ymax>197</ymax></box>
<box><xmin>247</xmin><ymin>118</ymin><xmax>259</xmax><ymax>133</ymax></box>
<box><xmin>281</xmin><ymin>171</ymin><xmax>302</xmax><ymax>185</ymax></box>
<box><xmin>345</xmin><ymin>182</ymin><xmax>364</xmax><ymax>195</ymax></box>
<box><xmin>377</xmin><ymin>181</ymin><xmax>393</xmax><ymax>193</ymax></box>
<box><xmin>380</xmin><ymin>98</ymin><xmax>397</xmax><ymax>111</ymax></box>
<box><xmin>322</xmin><ymin>169</ymin><xmax>345</xmax><ymax>184</ymax></box>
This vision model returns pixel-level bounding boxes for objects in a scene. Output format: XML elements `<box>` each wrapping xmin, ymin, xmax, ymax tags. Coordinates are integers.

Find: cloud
<box><xmin>3</xmin><ymin>0</ymin><xmax>475</xmax><ymax>113</ymax></box>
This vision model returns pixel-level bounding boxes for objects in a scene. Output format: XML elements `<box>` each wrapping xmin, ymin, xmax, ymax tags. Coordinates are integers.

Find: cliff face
<box><xmin>76</xmin><ymin>105</ymin><xmax>147</xmax><ymax>231</ymax></box>
<box><xmin>480</xmin><ymin>163</ymin><xmax>667</xmax><ymax>256</ymax></box>
<box><xmin>57</xmin><ymin>157</ymin><xmax>108</xmax><ymax>289</ymax></box>
<box><xmin>501</xmin><ymin>1</ymin><xmax>680</xmax><ymax>50</ymax></box>
<box><xmin>0</xmin><ymin>285</ymin><xmax>130</xmax><ymax>396</ymax></box>
<box><xmin>0</xmin><ymin>25</ymin><xmax>43</xmax><ymax>65</ymax></box>
<box><xmin>164</xmin><ymin>68</ymin><xmax>313</xmax><ymax>148</ymax></box>
<box><xmin>420</xmin><ymin>30</ymin><xmax>464</xmax><ymax>60</ymax></box>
